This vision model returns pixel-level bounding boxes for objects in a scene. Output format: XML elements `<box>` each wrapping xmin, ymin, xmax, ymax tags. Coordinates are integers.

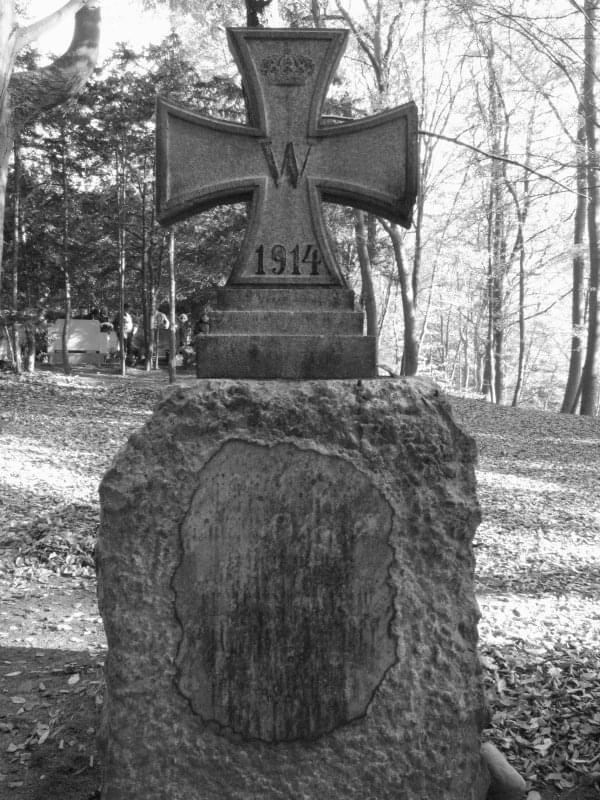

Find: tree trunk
<box><xmin>493</xmin><ymin>274</ymin><xmax>505</xmax><ymax>403</ymax></box>
<box><xmin>118</xmin><ymin>242</ymin><xmax>126</xmax><ymax>377</ymax></box>
<box><xmin>387</xmin><ymin>222</ymin><xmax>419</xmax><ymax>375</ymax></box>
<box><xmin>354</xmin><ymin>210</ymin><xmax>378</xmax><ymax>340</ymax></box>
<box><xmin>11</xmin><ymin>6</ymin><xmax>101</xmax><ymax>125</ymax></box>
<box><xmin>168</xmin><ymin>229</ymin><xmax>177</xmax><ymax>384</ymax></box>
<box><xmin>462</xmin><ymin>329</ymin><xmax>470</xmax><ymax>390</ymax></box>
<box><xmin>140</xmin><ymin>175</ymin><xmax>152</xmax><ymax>372</ymax></box>
<box><xmin>9</xmin><ymin>136</ymin><xmax>24</xmax><ymax>372</ymax></box>
<box><xmin>0</xmin><ymin>2</ymin><xmax>17</xmax><ymax>303</ymax></box>
<box><xmin>11</xmin><ymin>137</ymin><xmax>19</xmax><ymax>311</ymax></box>
<box><xmin>22</xmin><ymin>315</ymin><xmax>36</xmax><ymax>372</ymax></box>
<box><xmin>61</xmin><ymin>277</ymin><xmax>72</xmax><ymax>376</ymax></box>
<box><xmin>511</xmin><ymin>232</ymin><xmax>526</xmax><ymax>407</ymax></box>
<box><xmin>60</xmin><ymin>127</ymin><xmax>72</xmax><ymax>376</ymax></box>
<box><xmin>507</xmin><ymin>109</ymin><xmax>534</xmax><ymax>408</ymax></box>
<box><xmin>412</xmin><ymin>176</ymin><xmax>425</xmax><ymax>304</ymax></box>
<box><xmin>477</xmin><ymin>36</ymin><xmax>509</xmax><ymax>405</ymax></box>
<box><xmin>0</xmin><ymin>4</ymin><xmax>100</xmax><ymax>305</ymax></box>
<box><xmin>580</xmin><ymin>0</ymin><xmax>600</xmax><ymax>415</ymax></box>
<box><xmin>562</xmin><ymin>101</ymin><xmax>587</xmax><ymax>413</ymax></box>
<box><xmin>486</xmin><ymin>192</ymin><xmax>507</xmax><ymax>405</ymax></box>
<box><xmin>142</xmin><ymin>160</ymin><xmax>159</xmax><ymax>373</ymax></box>
<box><xmin>0</xmin><ymin>108</ymin><xmax>11</xmax><ymax>302</ymax></box>
<box><xmin>246</xmin><ymin>0</ymin><xmax>281</xmax><ymax>27</ymax></box>
<box><xmin>142</xmin><ymin>246</ymin><xmax>151</xmax><ymax>370</ymax></box>
<box><xmin>490</xmin><ymin>147</ymin><xmax>507</xmax><ymax>405</ymax></box>
<box><xmin>481</xmin><ymin>255</ymin><xmax>496</xmax><ymax>403</ymax></box>
<box><xmin>115</xmin><ymin>144</ymin><xmax>127</xmax><ymax>376</ymax></box>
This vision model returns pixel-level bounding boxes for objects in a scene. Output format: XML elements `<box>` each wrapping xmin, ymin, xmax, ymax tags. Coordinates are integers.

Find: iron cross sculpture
<box><xmin>156</xmin><ymin>27</ymin><xmax>418</xmax><ymax>286</ymax></box>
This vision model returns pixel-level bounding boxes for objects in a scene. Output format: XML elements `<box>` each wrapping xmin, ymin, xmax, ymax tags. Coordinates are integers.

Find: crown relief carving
<box><xmin>259</xmin><ymin>53</ymin><xmax>315</xmax><ymax>86</ymax></box>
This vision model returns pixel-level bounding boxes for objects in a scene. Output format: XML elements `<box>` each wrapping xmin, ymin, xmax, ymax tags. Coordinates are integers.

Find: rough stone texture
<box><xmin>207</xmin><ymin>309</ymin><xmax>364</xmax><ymax>334</ymax></box>
<box><xmin>97</xmin><ymin>378</ymin><xmax>489</xmax><ymax>800</ymax></box>
<box><xmin>195</xmin><ymin>332</ymin><xmax>377</xmax><ymax>379</ymax></box>
<box><xmin>216</xmin><ymin>286</ymin><xmax>357</xmax><ymax>310</ymax></box>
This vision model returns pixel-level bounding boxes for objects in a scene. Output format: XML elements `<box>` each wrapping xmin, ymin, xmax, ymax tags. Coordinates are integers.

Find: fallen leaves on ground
<box><xmin>0</xmin><ymin>368</ymin><xmax>163</xmax><ymax>581</ymax></box>
<box><xmin>452</xmin><ymin>396</ymin><xmax>600</xmax><ymax>799</ymax></box>
<box><xmin>0</xmin><ymin>370</ymin><xmax>599</xmax><ymax>799</ymax></box>
<box><xmin>0</xmin><ymin>644</ymin><xmax>104</xmax><ymax>799</ymax></box>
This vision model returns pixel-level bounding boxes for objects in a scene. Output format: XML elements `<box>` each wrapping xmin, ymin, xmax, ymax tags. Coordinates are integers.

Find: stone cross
<box><xmin>156</xmin><ymin>27</ymin><xmax>418</xmax><ymax>286</ymax></box>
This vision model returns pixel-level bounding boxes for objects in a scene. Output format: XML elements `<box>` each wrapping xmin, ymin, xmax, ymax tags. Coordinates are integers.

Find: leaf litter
<box><xmin>452</xmin><ymin>396</ymin><xmax>600</xmax><ymax>799</ymax></box>
<box><xmin>0</xmin><ymin>370</ymin><xmax>598</xmax><ymax>799</ymax></box>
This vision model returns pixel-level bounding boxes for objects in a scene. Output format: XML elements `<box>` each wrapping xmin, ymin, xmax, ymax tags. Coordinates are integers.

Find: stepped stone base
<box><xmin>209</xmin><ymin>310</ymin><xmax>364</xmax><ymax>335</ymax></box>
<box><xmin>196</xmin><ymin>285</ymin><xmax>377</xmax><ymax>378</ymax></box>
<box><xmin>216</xmin><ymin>286</ymin><xmax>357</xmax><ymax>309</ymax></box>
<box><xmin>196</xmin><ymin>333</ymin><xmax>376</xmax><ymax>379</ymax></box>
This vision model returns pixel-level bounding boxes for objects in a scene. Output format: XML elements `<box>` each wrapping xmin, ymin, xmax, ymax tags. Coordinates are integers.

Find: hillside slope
<box><xmin>450</xmin><ymin>394</ymin><xmax>600</xmax><ymax>799</ymax></box>
<box><xmin>0</xmin><ymin>371</ymin><xmax>598</xmax><ymax>799</ymax></box>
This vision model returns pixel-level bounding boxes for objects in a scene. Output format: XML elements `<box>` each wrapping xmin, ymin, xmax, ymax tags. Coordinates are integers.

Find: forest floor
<box><xmin>0</xmin><ymin>365</ymin><xmax>598</xmax><ymax>800</ymax></box>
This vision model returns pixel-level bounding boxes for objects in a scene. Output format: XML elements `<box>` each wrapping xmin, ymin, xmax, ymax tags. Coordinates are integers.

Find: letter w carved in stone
<box><xmin>260</xmin><ymin>142</ymin><xmax>311</xmax><ymax>188</ymax></box>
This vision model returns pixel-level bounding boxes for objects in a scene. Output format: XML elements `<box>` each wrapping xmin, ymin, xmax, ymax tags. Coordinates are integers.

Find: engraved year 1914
<box><xmin>255</xmin><ymin>243</ymin><xmax>322</xmax><ymax>275</ymax></box>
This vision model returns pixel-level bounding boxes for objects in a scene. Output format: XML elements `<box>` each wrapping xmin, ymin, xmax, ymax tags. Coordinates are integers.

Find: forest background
<box><xmin>1</xmin><ymin>0</ymin><xmax>600</xmax><ymax>416</ymax></box>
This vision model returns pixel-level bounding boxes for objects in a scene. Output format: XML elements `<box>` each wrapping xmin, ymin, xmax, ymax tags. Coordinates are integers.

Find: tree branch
<box><xmin>418</xmin><ymin>129</ymin><xmax>582</xmax><ymax>196</ymax></box>
<box><xmin>11</xmin><ymin>6</ymin><xmax>101</xmax><ymax>127</ymax></box>
<box><xmin>383</xmin><ymin>12</ymin><xmax>401</xmax><ymax>69</ymax></box>
<box><xmin>523</xmin><ymin>290</ymin><xmax>573</xmax><ymax>322</ymax></box>
<box><xmin>15</xmin><ymin>0</ymin><xmax>97</xmax><ymax>50</ymax></box>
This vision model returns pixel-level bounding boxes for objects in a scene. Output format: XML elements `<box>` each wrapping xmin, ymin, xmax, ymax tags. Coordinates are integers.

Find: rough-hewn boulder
<box><xmin>97</xmin><ymin>378</ymin><xmax>489</xmax><ymax>800</ymax></box>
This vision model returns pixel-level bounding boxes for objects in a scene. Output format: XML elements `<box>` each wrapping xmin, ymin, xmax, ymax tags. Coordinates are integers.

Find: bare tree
<box><xmin>579</xmin><ymin>0</ymin><xmax>600</xmax><ymax>415</ymax></box>
<box><xmin>0</xmin><ymin>1</ymin><xmax>100</xmax><ymax>304</ymax></box>
<box><xmin>562</xmin><ymin>97</ymin><xmax>587</xmax><ymax>413</ymax></box>
<box><xmin>0</xmin><ymin>1</ymin><xmax>100</xmax><ymax>376</ymax></box>
<box><xmin>451</xmin><ymin>0</ymin><xmax>599</xmax><ymax>411</ymax></box>
<box><xmin>246</xmin><ymin>0</ymin><xmax>281</xmax><ymax>27</ymax></box>
<box><xmin>333</xmin><ymin>0</ymin><xmax>421</xmax><ymax>373</ymax></box>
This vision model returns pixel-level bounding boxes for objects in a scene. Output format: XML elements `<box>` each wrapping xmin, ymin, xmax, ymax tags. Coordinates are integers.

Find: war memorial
<box><xmin>94</xmin><ymin>25</ymin><xmax>518</xmax><ymax>800</ymax></box>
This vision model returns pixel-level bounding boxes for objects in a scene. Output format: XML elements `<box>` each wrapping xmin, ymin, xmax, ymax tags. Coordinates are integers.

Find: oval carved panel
<box><xmin>173</xmin><ymin>440</ymin><xmax>396</xmax><ymax>742</ymax></box>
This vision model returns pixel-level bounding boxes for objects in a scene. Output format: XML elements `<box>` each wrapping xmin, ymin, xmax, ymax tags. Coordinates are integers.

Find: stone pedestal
<box><xmin>96</xmin><ymin>378</ymin><xmax>489</xmax><ymax>800</ymax></box>
<box><xmin>196</xmin><ymin>287</ymin><xmax>377</xmax><ymax>379</ymax></box>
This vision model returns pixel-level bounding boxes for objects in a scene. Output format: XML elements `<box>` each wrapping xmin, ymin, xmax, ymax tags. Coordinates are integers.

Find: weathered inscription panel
<box><xmin>172</xmin><ymin>440</ymin><xmax>396</xmax><ymax>742</ymax></box>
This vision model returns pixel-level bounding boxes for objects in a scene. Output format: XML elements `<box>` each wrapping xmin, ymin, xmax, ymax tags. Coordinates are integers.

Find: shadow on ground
<box><xmin>0</xmin><ymin>646</ymin><xmax>103</xmax><ymax>800</ymax></box>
